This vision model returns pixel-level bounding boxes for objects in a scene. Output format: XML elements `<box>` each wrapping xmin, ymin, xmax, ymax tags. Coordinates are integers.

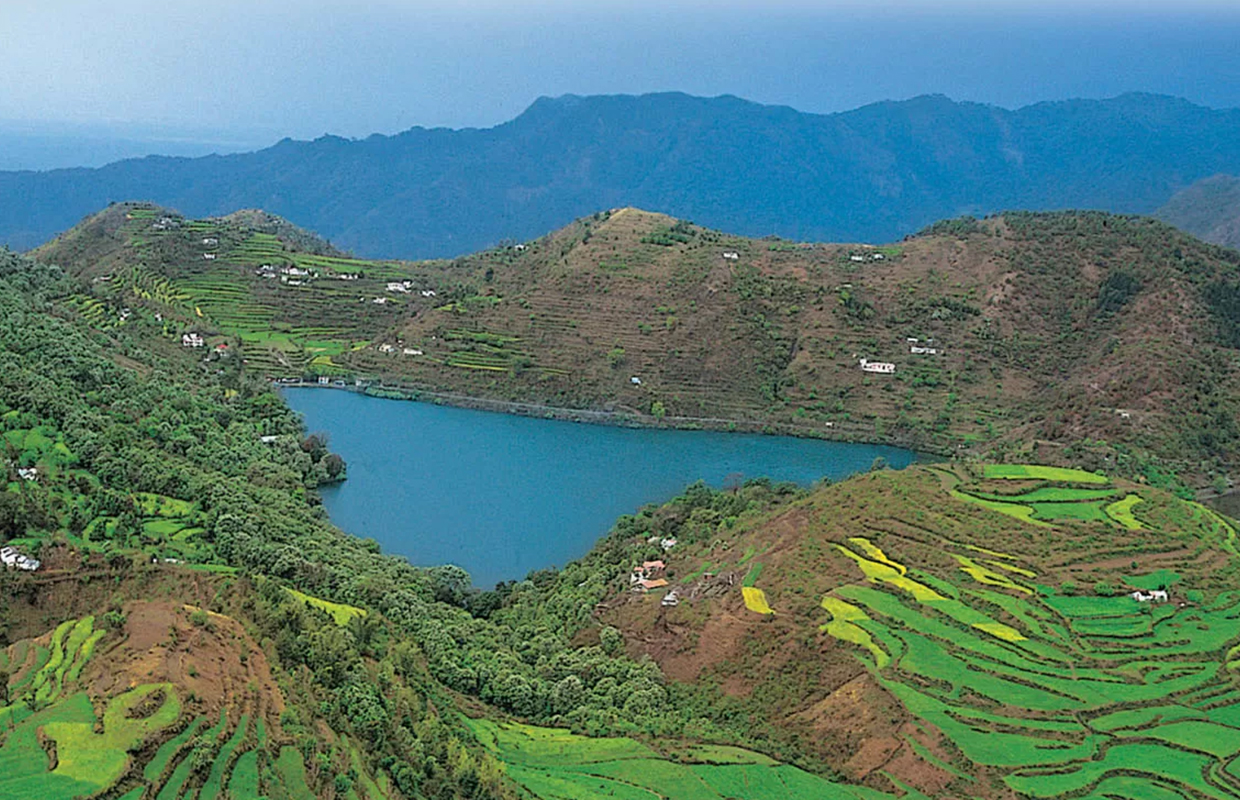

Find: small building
<box><xmin>659</xmin><ymin>538</ymin><xmax>677</xmax><ymax>551</ymax></box>
<box><xmin>386</xmin><ymin>282</ymin><xmax>410</xmax><ymax>293</ymax></box>
<box><xmin>661</xmin><ymin>590</ymin><xmax>680</xmax><ymax>607</ymax></box>
<box><xmin>859</xmin><ymin>359</ymin><xmax>895</xmax><ymax>374</ymax></box>
<box><xmin>1131</xmin><ymin>590</ymin><xmax>1170</xmax><ymax>603</ymax></box>
<box><xmin>378</xmin><ymin>343</ymin><xmax>396</xmax><ymax>353</ymax></box>
<box><xmin>17</xmin><ymin>467</ymin><xmax>37</xmax><ymax>481</ymax></box>
<box><xmin>202</xmin><ymin>237</ymin><xmax>219</xmax><ymax>246</ymax></box>
<box><xmin>630</xmin><ymin>376</ymin><xmax>642</xmax><ymax>385</ymax></box>
<box><xmin>420</xmin><ymin>289</ymin><xmax>437</xmax><ymax>298</ymax></box>
<box><xmin>372</xmin><ymin>297</ymin><xmax>389</xmax><ymax>305</ymax></box>
<box><xmin>643</xmin><ymin>560</ymin><xmax>666</xmax><ymax>573</ymax></box>
<box><xmin>182</xmin><ymin>333</ymin><xmax>205</xmax><ymax>348</ymax></box>
<box><xmin>203</xmin><ymin>253</ymin><xmax>216</xmax><ymax>260</ymax></box>
<box><xmin>1</xmin><ymin>546</ymin><xmax>40</xmax><ymax>571</ymax></box>
<box><xmin>722</xmin><ymin>251</ymin><xmax>739</xmax><ymax>260</ymax></box>
<box><xmin>259</xmin><ymin>435</ymin><xmax>279</xmax><ymax>444</ymax></box>
<box><xmin>910</xmin><ymin>346</ymin><xmax>940</xmax><ymax>355</ymax></box>
<box><xmin>514</xmin><ymin>244</ymin><xmax>527</xmax><ymax>252</ymax></box>
<box><xmin>317</xmin><ymin>376</ymin><xmax>331</xmax><ymax>385</ymax></box>
<box><xmin>403</xmin><ymin>348</ymin><xmax>423</xmax><ymax>356</ymax></box>
<box><xmin>634</xmin><ymin>578</ymin><xmax>669</xmax><ymax>593</ymax></box>
<box><xmin>849</xmin><ymin>255</ymin><xmax>865</xmax><ymax>262</ymax></box>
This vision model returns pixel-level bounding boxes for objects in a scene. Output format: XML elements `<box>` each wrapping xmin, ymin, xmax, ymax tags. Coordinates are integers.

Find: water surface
<box><xmin>285</xmin><ymin>388</ymin><xmax>921</xmax><ymax>587</ymax></box>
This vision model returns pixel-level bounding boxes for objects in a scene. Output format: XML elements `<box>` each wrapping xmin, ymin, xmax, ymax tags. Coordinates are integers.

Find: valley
<box><xmin>3</xmin><ymin>201</ymin><xmax>1240</xmax><ymax>799</ymax></box>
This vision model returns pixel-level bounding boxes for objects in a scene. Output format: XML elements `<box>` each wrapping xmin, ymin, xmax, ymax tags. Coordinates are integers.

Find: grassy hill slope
<box><xmin>38</xmin><ymin>203</ymin><xmax>1240</xmax><ymax>479</ymax></box>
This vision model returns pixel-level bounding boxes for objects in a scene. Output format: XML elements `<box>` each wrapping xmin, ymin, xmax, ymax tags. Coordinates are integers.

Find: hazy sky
<box><xmin>2</xmin><ymin>0</ymin><xmax>1239</xmax><ymax>145</ymax></box>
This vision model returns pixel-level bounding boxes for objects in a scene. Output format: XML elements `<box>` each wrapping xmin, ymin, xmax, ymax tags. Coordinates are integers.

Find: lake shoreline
<box><xmin>277</xmin><ymin>380</ymin><xmax>952</xmax><ymax>458</ymax></box>
<box><xmin>282</xmin><ymin>386</ymin><xmax>926</xmax><ymax>586</ymax></box>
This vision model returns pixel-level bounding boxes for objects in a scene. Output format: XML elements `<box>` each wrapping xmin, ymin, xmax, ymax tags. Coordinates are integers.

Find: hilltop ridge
<box><xmin>35</xmin><ymin>202</ymin><xmax>1240</xmax><ymax>481</ymax></box>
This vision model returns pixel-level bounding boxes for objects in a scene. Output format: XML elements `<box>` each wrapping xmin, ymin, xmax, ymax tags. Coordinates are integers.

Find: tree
<box><xmin>651</xmin><ymin>401</ymin><xmax>666</xmax><ymax>419</ymax></box>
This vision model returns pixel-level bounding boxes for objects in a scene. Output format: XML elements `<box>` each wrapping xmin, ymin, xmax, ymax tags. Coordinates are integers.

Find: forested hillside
<box><xmin>4</xmin><ymin>92</ymin><xmax>1240</xmax><ymax>256</ymax></box>
<box><xmin>0</xmin><ymin>243</ymin><xmax>914</xmax><ymax>797</ymax></box>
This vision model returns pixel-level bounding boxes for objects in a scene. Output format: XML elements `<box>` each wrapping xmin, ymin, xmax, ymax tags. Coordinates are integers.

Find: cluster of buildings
<box><xmin>1</xmin><ymin>546</ymin><xmax>40</xmax><ymax>572</ymax></box>
<box><xmin>847</xmin><ymin>251</ymin><xmax>887</xmax><ymax>263</ymax></box>
<box><xmin>630</xmin><ymin>560</ymin><xmax>668</xmax><ymax>593</ymax></box>
<box><xmin>907</xmin><ymin>337</ymin><xmax>940</xmax><ymax>356</ymax></box>
<box><xmin>148</xmin><ymin>216</ymin><xmax>180</xmax><ymax>231</ymax></box>
<box><xmin>181</xmin><ymin>333</ymin><xmax>205</xmax><ymax>348</ymax></box>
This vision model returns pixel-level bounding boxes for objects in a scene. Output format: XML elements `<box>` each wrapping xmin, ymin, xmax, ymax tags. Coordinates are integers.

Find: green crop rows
<box><xmin>464</xmin><ymin>718</ymin><xmax>923</xmax><ymax>800</ymax></box>
<box><xmin>816</xmin><ymin>467</ymin><xmax>1240</xmax><ymax>799</ymax></box>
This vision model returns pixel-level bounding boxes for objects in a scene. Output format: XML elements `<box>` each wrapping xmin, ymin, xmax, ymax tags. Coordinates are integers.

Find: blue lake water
<box><xmin>284</xmin><ymin>388</ymin><xmax>923</xmax><ymax>587</ymax></box>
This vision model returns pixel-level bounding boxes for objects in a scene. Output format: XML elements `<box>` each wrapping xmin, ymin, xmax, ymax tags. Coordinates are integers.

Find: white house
<box><xmin>1</xmin><ymin>546</ymin><xmax>40</xmax><ymax>571</ymax></box>
<box><xmin>722</xmin><ymin>251</ymin><xmax>739</xmax><ymax>260</ymax></box>
<box><xmin>203</xmin><ymin>253</ymin><xmax>216</xmax><ymax>260</ymax></box>
<box><xmin>859</xmin><ymin>359</ymin><xmax>896</xmax><ymax>374</ymax></box>
<box><xmin>661</xmin><ymin>590</ymin><xmax>680</xmax><ymax>607</ymax></box>
<box><xmin>420</xmin><ymin>290</ymin><xmax>437</xmax><ymax>298</ymax></box>
<box><xmin>202</xmin><ymin>237</ymin><xmax>219</xmax><ymax>246</ymax></box>
<box><xmin>910</xmin><ymin>346</ymin><xmax>940</xmax><ymax>355</ymax></box>
<box><xmin>849</xmin><ymin>255</ymin><xmax>866</xmax><ymax>263</ymax></box>
<box><xmin>403</xmin><ymin>348</ymin><xmax>423</xmax><ymax>356</ymax></box>
<box><xmin>372</xmin><ymin>297</ymin><xmax>389</xmax><ymax>305</ymax></box>
<box><xmin>386</xmin><ymin>282</ymin><xmax>410</xmax><ymax>293</ymax></box>
<box><xmin>1131</xmin><ymin>590</ymin><xmax>1170</xmax><ymax>603</ymax></box>
<box><xmin>259</xmin><ymin>435</ymin><xmax>279</xmax><ymax>444</ymax></box>
<box><xmin>378</xmin><ymin>343</ymin><xmax>396</xmax><ymax>353</ymax></box>
<box><xmin>182</xmin><ymin>333</ymin><xmax>205</xmax><ymax>348</ymax></box>
<box><xmin>660</xmin><ymin>537</ymin><xmax>678</xmax><ymax>551</ymax></box>
<box><xmin>17</xmin><ymin>467</ymin><xmax>37</xmax><ymax>481</ymax></box>
<box><xmin>317</xmin><ymin>376</ymin><xmax>331</xmax><ymax>385</ymax></box>
<box><xmin>630</xmin><ymin>376</ymin><xmax>642</xmax><ymax>385</ymax></box>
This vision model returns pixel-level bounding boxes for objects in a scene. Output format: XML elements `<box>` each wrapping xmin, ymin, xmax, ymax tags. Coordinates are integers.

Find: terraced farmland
<box><xmin>808</xmin><ymin>466</ymin><xmax>1240</xmax><ymax>798</ymax></box>
<box><xmin>465</xmin><ymin>718</ymin><xmax>919</xmax><ymax>800</ymax></box>
<box><xmin>1</xmin><ymin>620</ymin><xmax>319</xmax><ymax>800</ymax></box>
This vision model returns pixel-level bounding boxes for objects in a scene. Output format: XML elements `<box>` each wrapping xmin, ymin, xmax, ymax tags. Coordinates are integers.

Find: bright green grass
<box><xmin>982</xmin><ymin>464</ymin><xmax>1110</xmax><ymax>483</ymax></box>
<box><xmin>228</xmin><ymin>750</ymin><xmax>260</xmax><ymax>798</ymax></box>
<box><xmin>468</xmin><ymin>719</ymin><xmax>899</xmax><ymax>800</ymax></box>
<box><xmin>199</xmin><ymin>714</ymin><xmax>249</xmax><ymax>800</ymax></box>
<box><xmin>275</xmin><ymin>746</ymin><xmax>317</xmax><ymax>800</ymax></box>
<box><xmin>144</xmin><ymin>716</ymin><xmax>206</xmax><ymax>782</ymax></box>
<box><xmin>1105</xmin><ymin>494</ymin><xmax>1145</xmax><ymax>529</ymax></box>
<box><xmin>286</xmin><ymin>587</ymin><xmax>366</xmax><ymax>626</ymax></box>
<box><xmin>133</xmin><ymin>492</ymin><xmax>194</xmax><ymax>517</ymax></box>
<box><xmin>970</xmin><ymin>487</ymin><xmax>1119</xmax><ymax>503</ymax></box>
<box><xmin>1124</xmin><ymin>569</ymin><xmax>1180</xmax><ymax>590</ymax></box>
<box><xmin>1005</xmin><ymin>743</ymin><xmax>1223</xmax><ymax>799</ymax></box>
<box><xmin>1071</xmin><ymin>615</ymin><xmax>1151</xmax><ymax>637</ymax></box>
<box><xmin>1030</xmin><ymin>501</ymin><xmax>1109</xmax><ymax>522</ymax></box>
<box><xmin>741</xmin><ymin>561</ymin><xmax>764</xmax><ymax>587</ymax></box>
<box><xmin>950</xmin><ymin>490</ymin><xmax>1049</xmax><ymax>527</ymax></box>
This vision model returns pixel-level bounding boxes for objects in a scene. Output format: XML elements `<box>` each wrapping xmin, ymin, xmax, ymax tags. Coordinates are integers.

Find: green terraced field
<box><xmin>815</xmin><ymin>468</ymin><xmax>1240</xmax><ymax>799</ymax></box>
<box><xmin>464</xmin><ymin>718</ymin><xmax>920</xmax><ymax>800</ymax></box>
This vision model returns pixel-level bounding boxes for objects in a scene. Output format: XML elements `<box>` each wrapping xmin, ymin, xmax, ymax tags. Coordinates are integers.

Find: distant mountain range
<box><xmin>1157</xmin><ymin>174</ymin><xmax>1240</xmax><ymax>248</ymax></box>
<box><xmin>5</xmin><ymin>92</ymin><xmax>1240</xmax><ymax>257</ymax></box>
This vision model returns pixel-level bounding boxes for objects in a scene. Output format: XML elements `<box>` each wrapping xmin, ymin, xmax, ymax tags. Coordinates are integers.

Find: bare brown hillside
<box><xmin>38</xmin><ymin>204</ymin><xmax>1240</xmax><ymax>474</ymax></box>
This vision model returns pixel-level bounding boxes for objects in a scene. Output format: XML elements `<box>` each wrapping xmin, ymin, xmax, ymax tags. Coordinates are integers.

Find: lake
<box><xmin>284</xmin><ymin>388</ymin><xmax>923</xmax><ymax>587</ymax></box>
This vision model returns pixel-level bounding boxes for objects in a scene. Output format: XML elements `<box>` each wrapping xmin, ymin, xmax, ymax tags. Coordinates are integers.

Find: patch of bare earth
<box><xmin>87</xmin><ymin>600</ymin><xmax>284</xmax><ymax>721</ymax></box>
